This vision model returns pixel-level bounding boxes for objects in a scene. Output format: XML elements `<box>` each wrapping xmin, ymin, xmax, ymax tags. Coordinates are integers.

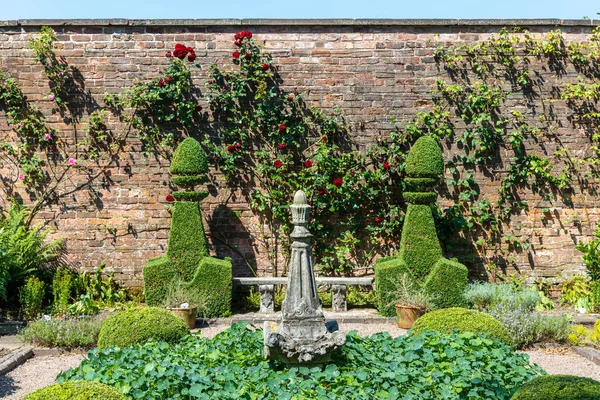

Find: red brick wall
<box><xmin>0</xmin><ymin>19</ymin><xmax>598</xmax><ymax>285</ymax></box>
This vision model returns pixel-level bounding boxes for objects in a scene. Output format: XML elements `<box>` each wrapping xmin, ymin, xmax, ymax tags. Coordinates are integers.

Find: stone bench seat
<box><xmin>233</xmin><ymin>276</ymin><xmax>374</xmax><ymax>312</ymax></box>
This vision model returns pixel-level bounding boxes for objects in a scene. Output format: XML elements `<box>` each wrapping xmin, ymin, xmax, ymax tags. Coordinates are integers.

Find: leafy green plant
<box><xmin>72</xmin><ymin>265</ymin><xmax>127</xmax><ymax>307</ymax></box>
<box><xmin>24</xmin><ymin>381</ymin><xmax>125</xmax><ymax>400</ymax></box>
<box><xmin>68</xmin><ymin>294</ymin><xmax>100</xmax><ymax>316</ymax></box>
<box><xmin>576</xmin><ymin>223</ymin><xmax>600</xmax><ymax>281</ymax></box>
<box><xmin>18</xmin><ymin>314</ymin><xmax>107</xmax><ymax>349</ymax></box>
<box><xmin>19</xmin><ymin>276</ymin><xmax>45</xmax><ymax>320</ymax></box>
<box><xmin>51</xmin><ymin>267</ymin><xmax>72</xmax><ymax>316</ymax></box>
<box><xmin>511</xmin><ymin>375</ymin><xmax>600</xmax><ymax>400</ymax></box>
<box><xmin>560</xmin><ymin>276</ymin><xmax>591</xmax><ymax>309</ymax></box>
<box><xmin>59</xmin><ymin>323</ymin><xmax>543</xmax><ymax>399</ymax></box>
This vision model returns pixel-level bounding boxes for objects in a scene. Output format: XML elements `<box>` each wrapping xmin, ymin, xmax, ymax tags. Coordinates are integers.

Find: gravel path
<box><xmin>0</xmin><ymin>353</ymin><xmax>85</xmax><ymax>399</ymax></box>
<box><xmin>2</xmin><ymin>324</ymin><xmax>599</xmax><ymax>399</ymax></box>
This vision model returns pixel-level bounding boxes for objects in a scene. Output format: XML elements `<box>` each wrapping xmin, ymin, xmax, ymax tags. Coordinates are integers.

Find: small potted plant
<box><xmin>388</xmin><ymin>273</ymin><xmax>436</xmax><ymax>329</ymax></box>
<box><xmin>163</xmin><ymin>279</ymin><xmax>206</xmax><ymax>329</ymax></box>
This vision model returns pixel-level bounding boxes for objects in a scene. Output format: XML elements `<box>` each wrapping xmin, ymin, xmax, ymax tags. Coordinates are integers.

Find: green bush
<box><xmin>591</xmin><ymin>280</ymin><xmax>600</xmax><ymax>312</ymax></box>
<box><xmin>398</xmin><ymin>204</ymin><xmax>443</xmax><ymax>279</ymax></box>
<box><xmin>166</xmin><ymin>201</ymin><xmax>210</xmax><ymax>281</ymax></box>
<box><xmin>411</xmin><ymin>307</ymin><xmax>512</xmax><ymax>344</ymax></box>
<box><xmin>511</xmin><ymin>375</ymin><xmax>600</xmax><ymax>400</ymax></box>
<box><xmin>143</xmin><ymin>256</ymin><xmax>177</xmax><ymax>306</ymax></box>
<box><xmin>97</xmin><ymin>306</ymin><xmax>189</xmax><ymax>349</ymax></box>
<box><xmin>465</xmin><ymin>282</ymin><xmax>541</xmax><ymax>311</ymax></box>
<box><xmin>374</xmin><ymin>257</ymin><xmax>410</xmax><ymax>316</ymax></box>
<box><xmin>404</xmin><ymin>135</ymin><xmax>444</xmax><ymax>178</ymax></box>
<box><xmin>404</xmin><ymin>177</ymin><xmax>438</xmax><ymax>192</ymax></box>
<box><xmin>60</xmin><ymin>323</ymin><xmax>543</xmax><ymax>400</ymax></box>
<box><xmin>52</xmin><ymin>267</ymin><xmax>72</xmax><ymax>315</ymax></box>
<box><xmin>188</xmin><ymin>256</ymin><xmax>232</xmax><ymax>318</ymax></box>
<box><xmin>576</xmin><ymin>223</ymin><xmax>600</xmax><ymax>281</ymax></box>
<box><xmin>23</xmin><ymin>381</ymin><xmax>125</xmax><ymax>400</ymax></box>
<box><xmin>171</xmin><ymin>175</ymin><xmax>207</xmax><ymax>189</ymax></box>
<box><xmin>402</xmin><ymin>192</ymin><xmax>438</xmax><ymax>205</ymax></box>
<box><xmin>169</xmin><ymin>137</ymin><xmax>209</xmax><ymax>176</ymax></box>
<box><xmin>20</xmin><ymin>276</ymin><xmax>45</xmax><ymax>320</ymax></box>
<box><xmin>19</xmin><ymin>314</ymin><xmax>106</xmax><ymax>349</ymax></box>
<box><xmin>172</xmin><ymin>191</ymin><xmax>209</xmax><ymax>202</ymax></box>
<box><xmin>423</xmin><ymin>258</ymin><xmax>469</xmax><ymax>309</ymax></box>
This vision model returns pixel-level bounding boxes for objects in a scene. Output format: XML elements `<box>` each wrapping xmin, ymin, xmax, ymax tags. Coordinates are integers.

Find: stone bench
<box><xmin>232</xmin><ymin>277</ymin><xmax>373</xmax><ymax>313</ymax></box>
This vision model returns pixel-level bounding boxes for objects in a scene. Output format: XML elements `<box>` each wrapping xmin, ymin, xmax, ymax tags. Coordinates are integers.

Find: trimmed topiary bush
<box><xmin>404</xmin><ymin>136</ymin><xmax>444</xmax><ymax>178</ymax></box>
<box><xmin>411</xmin><ymin>307</ymin><xmax>511</xmax><ymax>344</ymax></box>
<box><xmin>169</xmin><ymin>137</ymin><xmax>209</xmax><ymax>176</ymax></box>
<box><xmin>143</xmin><ymin>138</ymin><xmax>232</xmax><ymax>316</ymax></box>
<box><xmin>374</xmin><ymin>257</ymin><xmax>411</xmax><ymax>316</ymax></box>
<box><xmin>23</xmin><ymin>381</ymin><xmax>125</xmax><ymax>400</ymax></box>
<box><xmin>97</xmin><ymin>306</ymin><xmax>188</xmax><ymax>349</ymax></box>
<box><xmin>511</xmin><ymin>375</ymin><xmax>600</xmax><ymax>400</ymax></box>
<box><xmin>423</xmin><ymin>258</ymin><xmax>469</xmax><ymax>309</ymax></box>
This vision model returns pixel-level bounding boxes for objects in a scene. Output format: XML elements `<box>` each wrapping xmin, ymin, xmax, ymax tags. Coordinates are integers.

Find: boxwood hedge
<box><xmin>511</xmin><ymin>375</ymin><xmax>600</xmax><ymax>400</ymax></box>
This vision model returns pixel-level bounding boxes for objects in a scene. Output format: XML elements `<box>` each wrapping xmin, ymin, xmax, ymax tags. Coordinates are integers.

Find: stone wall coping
<box><xmin>233</xmin><ymin>277</ymin><xmax>373</xmax><ymax>285</ymax></box>
<box><xmin>0</xmin><ymin>18</ymin><xmax>598</xmax><ymax>28</ymax></box>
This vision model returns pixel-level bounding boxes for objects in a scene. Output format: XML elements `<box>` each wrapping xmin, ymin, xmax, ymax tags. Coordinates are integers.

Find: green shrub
<box><xmin>0</xmin><ymin>232</ymin><xmax>9</xmax><ymax>301</ymax></box>
<box><xmin>52</xmin><ymin>267</ymin><xmax>72</xmax><ymax>315</ymax></box>
<box><xmin>188</xmin><ymin>256</ymin><xmax>232</xmax><ymax>318</ymax></box>
<box><xmin>143</xmin><ymin>256</ymin><xmax>177</xmax><ymax>306</ymax></box>
<box><xmin>23</xmin><ymin>380</ymin><xmax>125</xmax><ymax>400</ymax></box>
<box><xmin>97</xmin><ymin>306</ymin><xmax>189</xmax><ymax>349</ymax></box>
<box><xmin>591</xmin><ymin>280</ymin><xmax>600</xmax><ymax>312</ymax></box>
<box><xmin>404</xmin><ymin>135</ymin><xmax>444</xmax><ymax>178</ymax></box>
<box><xmin>465</xmin><ymin>282</ymin><xmax>541</xmax><ymax>311</ymax></box>
<box><xmin>398</xmin><ymin>204</ymin><xmax>443</xmax><ymax>279</ymax></box>
<box><xmin>576</xmin><ymin>222</ymin><xmax>600</xmax><ymax>281</ymax></box>
<box><xmin>511</xmin><ymin>375</ymin><xmax>600</xmax><ymax>400</ymax></box>
<box><xmin>374</xmin><ymin>257</ymin><xmax>410</xmax><ymax>316</ymax></box>
<box><xmin>402</xmin><ymin>192</ymin><xmax>438</xmax><ymax>204</ymax></box>
<box><xmin>169</xmin><ymin>137</ymin><xmax>209</xmax><ymax>176</ymax></box>
<box><xmin>166</xmin><ymin>201</ymin><xmax>210</xmax><ymax>281</ymax></box>
<box><xmin>172</xmin><ymin>191</ymin><xmax>209</xmax><ymax>202</ymax></box>
<box><xmin>404</xmin><ymin>177</ymin><xmax>438</xmax><ymax>192</ymax></box>
<box><xmin>423</xmin><ymin>258</ymin><xmax>468</xmax><ymax>309</ymax></box>
<box><xmin>171</xmin><ymin>175</ymin><xmax>207</xmax><ymax>189</ymax></box>
<box><xmin>19</xmin><ymin>314</ymin><xmax>106</xmax><ymax>349</ymax></box>
<box><xmin>20</xmin><ymin>276</ymin><xmax>45</xmax><ymax>320</ymax></box>
<box><xmin>411</xmin><ymin>307</ymin><xmax>512</xmax><ymax>344</ymax></box>
<box><xmin>60</xmin><ymin>323</ymin><xmax>543</xmax><ymax>400</ymax></box>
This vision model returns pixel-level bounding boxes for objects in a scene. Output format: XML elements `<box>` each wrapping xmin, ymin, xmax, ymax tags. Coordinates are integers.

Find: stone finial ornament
<box><xmin>264</xmin><ymin>190</ymin><xmax>346</xmax><ymax>364</ymax></box>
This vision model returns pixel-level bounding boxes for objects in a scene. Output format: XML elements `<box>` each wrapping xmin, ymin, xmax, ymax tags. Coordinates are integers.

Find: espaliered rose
<box><xmin>172</xmin><ymin>44</ymin><xmax>196</xmax><ymax>62</ymax></box>
<box><xmin>227</xmin><ymin>145</ymin><xmax>236</xmax><ymax>153</ymax></box>
<box><xmin>166</xmin><ymin>194</ymin><xmax>175</xmax><ymax>202</ymax></box>
<box><xmin>195</xmin><ymin>105</ymin><xmax>202</xmax><ymax>112</ymax></box>
<box><xmin>277</xmin><ymin>143</ymin><xmax>287</xmax><ymax>150</ymax></box>
<box><xmin>303</xmin><ymin>160</ymin><xmax>313</xmax><ymax>168</ymax></box>
<box><xmin>318</xmin><ymin>188</ymin><xmax>327</xmax><ymax>195</ymax></box>
<box><xmin>235</xmin><ymin>142</ymin><xmax>241</xmax><ymax>150</ymax></box>
<box><xmin>333</xmin><ymin>178</ymin><xmax>343</xmax><ymax>187</ymax></box>
<box><xmin>158</xmin><ymin>78</ymin><xmax>165</xmax><ymax>87</ymax></box>
<box><xmin>278</xmin><ymin>124</ymin><xmax>286</xmax><ymax>132</ymax></box>
<box><xmin>383</xmin><ymin>162</ymin><xmax>390</xmax><ymax>170</ymax></box>
<box><xmin>166</xmin><ymin>51</ymin><xmax>172</xmax><ymax>58</ymax></box>
<box><xmin>68</xmin><ymin>158</ymin><xmax>76</xmax><ymax>165</ymax></box>
<box><xmin>321</xmin><ymin>136</ymin><xmax>328</xmax><ymax>143</ymax></box>
<box><xmin>232</xmin><ymin>51</ymin><xmax>240</xmax><ymax>59</ymax></box>
<box><xmin>375</xmin><ymin>217</ymin><xmax>383</xmax><ymax>223</ymax></box>
<box><xmin>244</xmin><ymin>53</ymin><xmax>251</xmax><ymax>60</ymax></box>
<box><xmin>261</xmin><ymin>63</ymin><xmax>269</xmax><ymax>71</ymax></box>
<box><xmin>273</xmin><ymin>160</ymin><xmax>283</xmax><ymax>169</ymax></box>
<box><xmin>234</xmin><ymin>30</ymin><xmax>253</xmax><ymax>40</ymax></box>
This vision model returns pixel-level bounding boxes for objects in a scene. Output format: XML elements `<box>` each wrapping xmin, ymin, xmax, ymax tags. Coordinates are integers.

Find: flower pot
<box><xmin>167</xmin><ymin>307</ymin><xmax>197</xmax><ymax>329</ymax></box>
<box><xmin>395</xmin><ymin>304</ymin><xmax>425</xmax><ymax>329</ymax></box>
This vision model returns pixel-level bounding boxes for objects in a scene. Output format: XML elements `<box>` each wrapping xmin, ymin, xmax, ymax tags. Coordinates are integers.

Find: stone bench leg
<box><xmin>332</xmin><ymin>284</ymin><xmax>347</xmax><ymax>312</ymax></box>
<box><xmin>259</xmin><ymin>284</ymin><xmax>275</xmax><ymax>313</ymax></box>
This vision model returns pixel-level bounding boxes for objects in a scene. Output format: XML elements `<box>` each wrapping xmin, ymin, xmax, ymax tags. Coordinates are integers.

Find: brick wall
<box><xmin>1</xmin><ymin>19</ymin><xmax>599</xmax><ymax>285</ymax></box>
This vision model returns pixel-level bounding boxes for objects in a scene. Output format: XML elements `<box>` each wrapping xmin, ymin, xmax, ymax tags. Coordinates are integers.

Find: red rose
<box><xmin>232</xmin><ymin>51</ymin><xmax>240</xmax><ymax>59</ymax></box>
<box><xmin>261</xmin><ymin>63</ymin><xmax>269</xmax><ymax>71</ymax></box>
<box><xmin>383</xmin><ymin>162</ymin><xmax>390</xmax><ymax>170</ymax></box>
<box><xmin>173</xmin><ymin>43</ymin><xmax>188</xmax><ymax>59</ymax></box>
<box><xmin>166</xmin><ymin>194</ymin><xmax>175</xmax><ymax>202</ymax></box>
<box><xmin>245</xmin><ymin>31</ymin><xmax>253</xmax><ymax>39</ymax></box>
<box><xmin>303</xmin><ymin>159</ymin><xmax>313</xmax><ymax>168</ymax></box>
<box><xmin>234</xmin><ymin>32</ymin><xmax>241</xmax><ymax>40</ymax></box>
<box><xmin>321</xmin><ymin>136</ymin><xmax>328</xmax><ymax>143</ymax></box>
<box><xmin>227</xmin><ymin>145</ymin><xmax>236</xmax><ymax>153</ymax></box>
<box><xmin>166</xmin><ymin>51</ymin><xmax>172</xmax><ymax>57</ymax></box>
<box><xmin>188</xmin><ymin>51</ymin><xmax>196</xmax><ymax>62</ymax></box>
<box><xmin>195</xmin><ymin>105</ymin><xmax>202</xmax><ymax>112</ymax></box>
<box><xmin>375</xmin><ymin>217</ymin><xmax>383</xmax><ymax>223</ymax></box>
<box><xmin>235</xmin><ymin>39</ymin><xmax>242</xmax><ymax>47</ymax></box>
<box><xmin>235</xmin><ymin>142</ymin><xmax>241</xmax><ymax>149</ymax></box>
<box><xmin>158</xmin><ymin>78</ymin><xmax>165</xmax><ymax>87</ymax></box>
<box><xmin>350</xmin><ymin>169</ymin><xmax>356</xmax><ymax>176</ymax></box>
<box><xmin>273</xmin><ymin>160</ymin><xmax>283</xmax><ymax>169</ymax></box>
<box><xmin>333</xmin><ymin>178</ymin><xmax>343</xmax><ymax>187</ymax></box>
<box><xmin>244</xmin><ymin>53</ymin><xmax>251</xmax><ymax>60</ymax></box>
<box><xmin>278</xmin><ymin>143</ymin><xmax>287</xmax><ymax>150</ymax></box>
<box><xmin>278</xmin><ymin>124</ymin><xmax>286</xmax><ymax>132</ymax></box>
<box><xmin>318</xmin><ymin>188</ymin><xmax>327</xmax><ymax>195</ymax></box>
<box><xmin>165</xmin><ymin>76</ymin><xmax>172</xmax><ymax>83</ymax></box>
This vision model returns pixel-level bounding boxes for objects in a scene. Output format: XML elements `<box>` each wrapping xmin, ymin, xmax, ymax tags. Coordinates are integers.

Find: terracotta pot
<box><xmin>167</xmin><ymin>307</ymin><xmax>197</xmax><ymax>329</ymax></box>
<box><xmin>395</xmin><ymin>304</ymin><xmax>425</xmax><ymax>329</ymax></box>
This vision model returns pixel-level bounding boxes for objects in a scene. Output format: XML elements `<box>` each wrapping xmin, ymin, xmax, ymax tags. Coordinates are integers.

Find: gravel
<box><xmin>1</xmin><ymin>323</ymin><xmax>599</xmax><ymax>399</ymax></box>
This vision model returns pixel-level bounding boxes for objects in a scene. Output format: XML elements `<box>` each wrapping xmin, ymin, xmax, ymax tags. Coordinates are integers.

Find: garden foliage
<box><xmin>97</xmin><ymin>306</ymin><xmax>189</xmax><ymax>349</ymax></box>
<box><xmin>60</xmin><ymin>322</ymin><xmax>543</xmax><ymax>399</ymax></box>
<box><xmin>19</xmin><ymin>314</ymin><xmax>107</xmax><ymax>349</ymax></box>
<box><xmin>375</xmin><ymin>136</ymin><xmax>468</xmax><ymax>315</ymax></box>
<box><xmin>510</xmin><ymin>375</ymin><xmax>600</xmax><ymax>400</ymax></box>
<box><xmin>23</xmin><ymin>381</ymin><xmax>126</xmax><ymax>400</ymax></box>
<box><xmin>143</xmin><ymin>137</ymin><xmax>232</xmax><ymax>317</ymax></box>
<box><xmin>410</xmin><ymin>307</ymin><xmax>512</xmax><ymax>344</ymax></box>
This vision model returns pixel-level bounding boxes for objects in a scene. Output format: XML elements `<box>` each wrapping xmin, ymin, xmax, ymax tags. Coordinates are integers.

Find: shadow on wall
<box><xmin>207</xmin><ymin>204</ymin><xmax>257</xmax><ymax>277</ymax></box>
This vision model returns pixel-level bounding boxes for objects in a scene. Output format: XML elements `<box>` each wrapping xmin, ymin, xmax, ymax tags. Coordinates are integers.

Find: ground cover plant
<box><xmin>18</xmin><ymin>314</ymin><xmax>107</xmax><ymax>349</ymax></box>
<box><xmin>24</xmin><ymin>380</ymin><xmax>126</xmax><ymax>400</ymax></box>
<box><xmin>60</xmin><ymin>322</ymin><xmax>544</xmax><ymax>400</ymax></box>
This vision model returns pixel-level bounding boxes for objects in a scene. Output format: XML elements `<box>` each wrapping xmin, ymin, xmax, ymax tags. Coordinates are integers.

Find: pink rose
<box><xmin>43</xmin><ymin>133</ymin><xmax>52</xmax><ymax>141</ymax></box>
<box><xmin>68</xmin><ymin>158</ymin><xmax>76</xmax><ymax>165</ymax></box>
<box><xmin>18</xmin><ymin>174</ymin><xmax>24</xmax><ymax>181</ymax></box>
<box><xmin>18</xmin><ymin>121</ymin><xmax>24</xmax><ymax>127</ymax></box>
<box><xmin>48</xmin><ymin>94</ymin><xmax>55</xmax><ymax>101</ymax></box>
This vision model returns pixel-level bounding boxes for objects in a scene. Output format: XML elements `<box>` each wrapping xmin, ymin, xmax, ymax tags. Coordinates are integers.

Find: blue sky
<box><xmin>1</xmin><ymin>0</ymin><xmax>599</xmax><ymax>19</ymax></box>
